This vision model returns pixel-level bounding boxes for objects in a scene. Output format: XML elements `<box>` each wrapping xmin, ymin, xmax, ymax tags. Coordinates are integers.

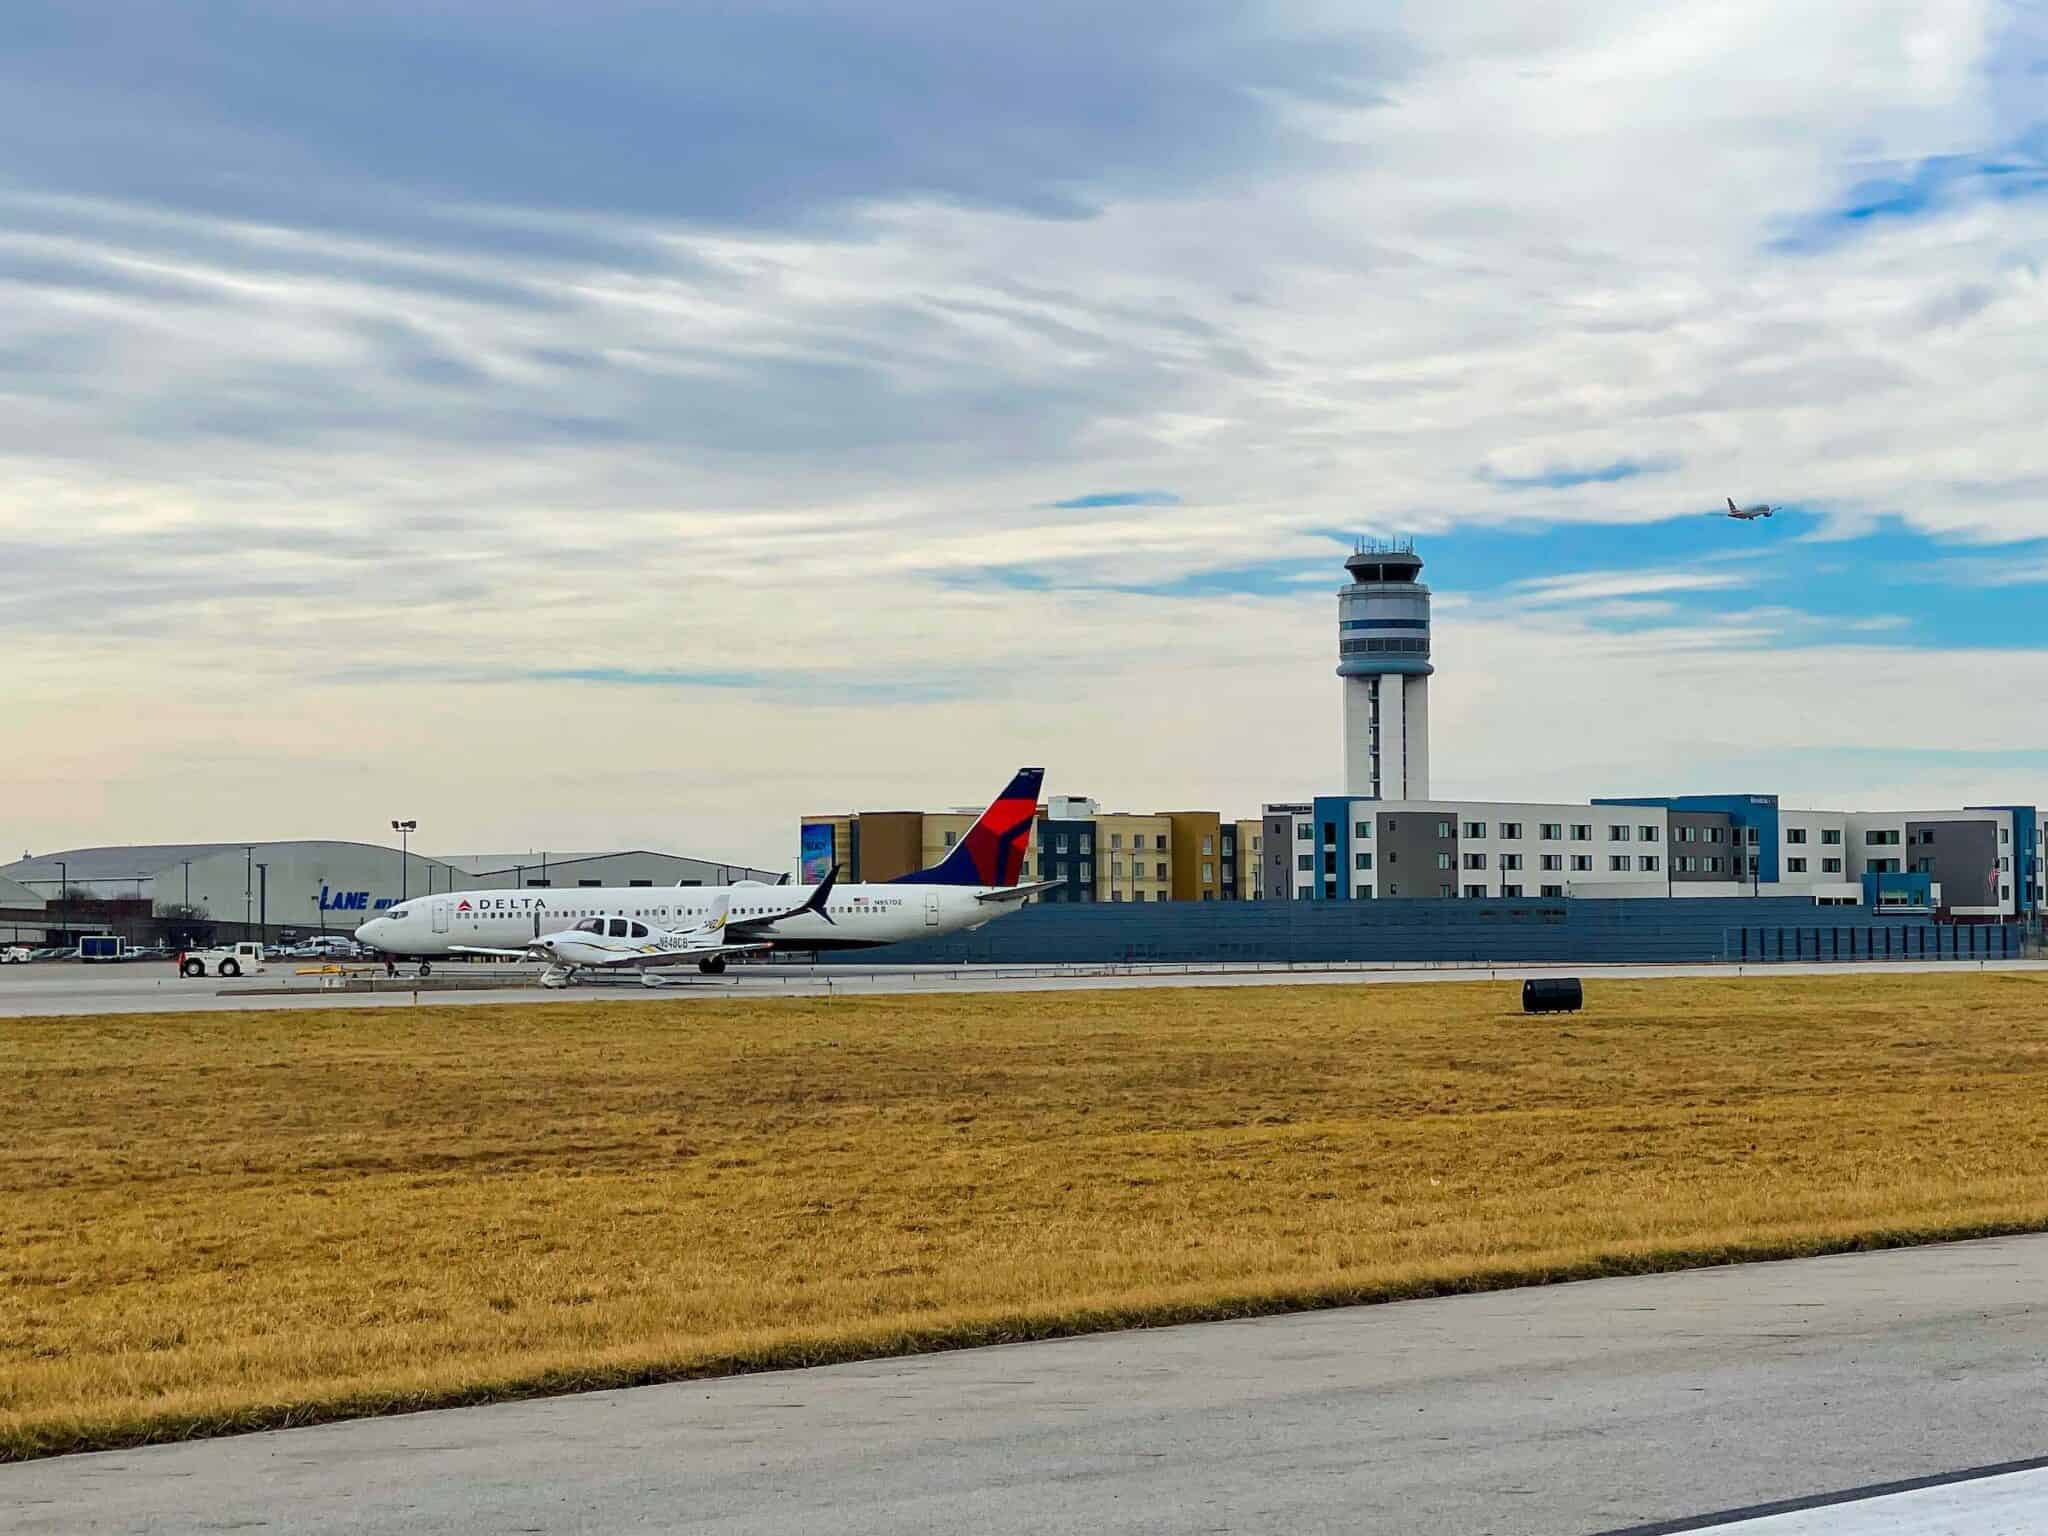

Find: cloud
<box><xmin>1045</xmin><ymin>491</ymin><xmax>1184</xmax><ymax>510</ymax></box>
<box><xmin>3</xmin><ymin>1</ymin><xmax>2047</xmax><ymax>860</ymax></box>
<box><xmin>1480</xmin><ymin>459</ymin><xmax>1668</xmax><ymax>491</ymax></box>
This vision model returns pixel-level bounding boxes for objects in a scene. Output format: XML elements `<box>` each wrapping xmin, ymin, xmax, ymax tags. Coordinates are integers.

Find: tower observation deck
<box><xmin>1338</xmin><ymin>538</ymin><xmax>1432</xmax><ymax>800</ymax></box>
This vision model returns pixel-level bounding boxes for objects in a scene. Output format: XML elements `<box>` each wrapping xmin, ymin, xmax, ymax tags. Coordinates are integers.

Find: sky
<box><xmin>3</xmin><ymin>0</ymin><xmax>2045</xmax><ymax>869</ymax></box>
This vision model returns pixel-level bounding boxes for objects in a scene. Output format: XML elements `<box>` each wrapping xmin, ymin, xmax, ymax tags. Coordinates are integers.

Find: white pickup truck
<box><xmin>177</xmin><ymin>942</ymin><xmax>268</xmax><ymax>979</ymax></box>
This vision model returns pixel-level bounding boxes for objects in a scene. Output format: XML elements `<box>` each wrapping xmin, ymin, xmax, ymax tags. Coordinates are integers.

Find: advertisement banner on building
<box><xmin>799</xmin><ymin>823</ymin><xmax>835</xmax><ymax>885</ymax></box>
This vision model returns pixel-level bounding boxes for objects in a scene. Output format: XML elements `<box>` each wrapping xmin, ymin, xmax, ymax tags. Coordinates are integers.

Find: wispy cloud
<box><xmin>1480</xmin><ymin>459</ymin><xmax>1668</xmax><ymax>492</ymax></box>
<box><xmin>1044</xmin><ymin>491</ymin><xmax>1183</xmax><ymax>510</ymax></box>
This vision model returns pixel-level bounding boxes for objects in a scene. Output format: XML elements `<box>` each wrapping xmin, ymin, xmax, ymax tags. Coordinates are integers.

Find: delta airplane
<box><xmin>352</xmin><ymin>768</ymin><xmax>1054</xmax><ymax>984</ymax></box>
<box><xmin>1719</xmin><ymin>497</ymin><xmax>1776</xmax><ymax>520</ymax></box>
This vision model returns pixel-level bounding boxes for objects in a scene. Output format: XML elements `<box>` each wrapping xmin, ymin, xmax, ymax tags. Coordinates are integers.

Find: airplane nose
<box><xmin>354</xmin><ymin>919</ymin><xmax>382</xmax><ymax>946</ymax></box>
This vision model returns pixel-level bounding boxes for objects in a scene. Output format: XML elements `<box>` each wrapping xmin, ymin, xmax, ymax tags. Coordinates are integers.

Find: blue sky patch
<box><xmin>1045</xmin><ymin>491</ymin><xmax>1184</xmax><ymax>510</ymax></box>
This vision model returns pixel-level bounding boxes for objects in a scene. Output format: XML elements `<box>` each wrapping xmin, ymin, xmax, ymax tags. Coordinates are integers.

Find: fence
<box><xmin>810</xmin><ymin>896</ymin><xmax>2028</xmax><ymax>968</ymax></box>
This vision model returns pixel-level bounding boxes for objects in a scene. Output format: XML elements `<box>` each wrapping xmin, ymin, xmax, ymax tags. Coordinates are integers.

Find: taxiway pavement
<box><xmin>2</xmin><ymin>957</ymin><xmax>2042</xmax><ymax>1018</ymax></box>
<box><xmin>6</xmin><ymin>1235</ymin><xmax>2047</xmax><ymax>1534</ymax></box>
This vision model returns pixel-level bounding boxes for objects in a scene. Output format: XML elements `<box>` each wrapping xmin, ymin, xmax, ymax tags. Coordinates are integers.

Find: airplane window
<box><xmin>630</xmin><ymin>922</ymin><xmax>649</xmax><ymax>939</ymax></box>
<box><xmin>607</xmin><ymin>918</ymin><xmax>629</xmax><ymax>938</ymax></box>
<box><xmin>575</xmin><ymin>918</ymin><xmax>604</xmax><ymax>935</ymax></box>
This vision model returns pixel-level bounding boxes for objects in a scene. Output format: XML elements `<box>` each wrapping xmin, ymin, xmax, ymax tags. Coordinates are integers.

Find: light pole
<box><xmin>392</xmin><ymin>820</ymin><xmax>417</xmax><ymax>902</ymax></box>
<box><xmin>182</xmin><ymin>859</ymin><xmax>192</xmax><ymax>910</ymax></box>
<box><xmin>256</xmin><ymin>863</ymin><xmax>269</xmax><ymax>945</ymax></box>
<box><xmin>55</xmin><ymin>860</ymin><xmax>67</xmax><ymax>940</ymax></box>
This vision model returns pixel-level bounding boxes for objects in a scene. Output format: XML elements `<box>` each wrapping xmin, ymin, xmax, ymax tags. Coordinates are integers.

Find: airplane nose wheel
<box><xmin>539</xmin><ymin>964</ymin><xmax>575</xmax><ymax>989</ymax></box>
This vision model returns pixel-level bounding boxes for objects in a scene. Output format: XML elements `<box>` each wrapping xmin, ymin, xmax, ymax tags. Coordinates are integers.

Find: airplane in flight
<box><xmin>351</xmin><ymin>767</ymin><xmax>1055</xmax><ymax>983</ymax></box>
<box><xmin>1719</xmin><ymin>497</ymin><xmax>1776</xmax><ymax>520</ymax></box>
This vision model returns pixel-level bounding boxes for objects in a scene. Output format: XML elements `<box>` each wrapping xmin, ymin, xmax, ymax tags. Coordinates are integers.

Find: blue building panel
<box><xmin>1597</xmin><ymin>793</ymin><xmax>1782</xmax><ymax>885</ymax></box>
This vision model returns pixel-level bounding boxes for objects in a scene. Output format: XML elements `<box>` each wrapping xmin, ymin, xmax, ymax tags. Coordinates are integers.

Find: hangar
<box><xmin>0</xmin><ymin>842</ymin><xmax>781</xmax><ymax>944</ymax></box>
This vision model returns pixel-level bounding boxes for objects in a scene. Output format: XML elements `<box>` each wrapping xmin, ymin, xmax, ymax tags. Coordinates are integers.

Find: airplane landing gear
<box><xmin>698</xmin><ymin>956</ymin><xmax>728</xmax><ymax>975</ymax></box>
<box><xmin>416</xmin><ymin>960</ymin><xmax>432</xmax><ymax>978</ymax></box>
<box><xmin>539</xmin><ymin>964</ymin><xmax>576</xmax><ymax>989</ymax></box>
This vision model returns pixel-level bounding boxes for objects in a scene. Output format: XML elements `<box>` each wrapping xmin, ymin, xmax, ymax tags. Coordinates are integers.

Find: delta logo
<box><xmin>453</xmin><ymin>896</ymin><xmax>549</xmax><ymax>913</ymax></box>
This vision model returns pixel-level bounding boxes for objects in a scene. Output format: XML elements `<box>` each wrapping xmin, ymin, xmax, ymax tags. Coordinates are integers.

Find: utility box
<box><xmin>78</xmin><ymin>934</ymin><xmax>126</xmax><ymax>963</ymax></box>
<box><xmin>1522</xmin><ymin>977</ymin><xmax>1584</xmax><ymax>1014</ymax></box>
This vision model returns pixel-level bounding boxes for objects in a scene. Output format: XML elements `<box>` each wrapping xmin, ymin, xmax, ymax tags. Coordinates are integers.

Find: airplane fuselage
<box><xmin>355</xmin><ymin>881</ymin><xmax>1001</xmax><ymax>958</ymax></box>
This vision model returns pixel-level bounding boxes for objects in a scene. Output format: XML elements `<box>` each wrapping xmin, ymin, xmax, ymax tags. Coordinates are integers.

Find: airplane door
<box><xmin>432</xmin><ymin>900</ymin><xmax>450</xmax><ymax>934</ymax></box>
<box><xmin>924</xmin><ymin>891</ymin><xmax>940</xmax><ymax>927</ymax></box>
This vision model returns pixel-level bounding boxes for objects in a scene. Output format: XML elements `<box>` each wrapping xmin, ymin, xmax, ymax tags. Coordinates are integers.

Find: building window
<box><xmin>1500</xmin><ymin>853</ymin><xmax>1522</xmax><ymax>871</ymax></box>
<box><xmin>1787</xmin><ymin>857</ymin><xmax>1808</xmax><ymax>873</ymax></box>
<box><xmin>1437</xmin><ymin>853</ymin><xmax>1454</xmax><ymax>871</ymax></box>
<box><xmin>1502</xmin><ymin>884</ymin><xmax>1522</xmax><ymax>898</ymax></box>
<box><xmin>1222</xmin><ymin>834</ymin><xmax>1235</xmax><ymax>854</ymax></box>
<box><xmin>1571</xmin><ymin>824</ymin><xmax>1592</xmax><ymax>840</ymax></box>
<box><xmin>1436</xmin><ymin>821</ymin><xmax>1454</xmax><ymax>838</ymax></box>
<box><xmin>1201</xmin><ymin>862</ymin><xmax>1213</xmax><ymax>882</ymax></box>
<box><xmin>1055</xmin><ymin>836</ymin><xmax>1069</xmax><ymax>855</ymax></box>
<box><xmin>1155</xmin><ymin>863</ymin><xmax>1168</xmax><ymax>879</ymax></box>
<box><xmin>1541</xmin><ymin>885</ymin><xmax>1565</xmax><ymax>898</ymax></box>
<box><xmin>1112</xmin><ymin>860</ymin><xmax>1125</xmax><ymax>877</ymax></box>
<box><xmin>1356</xmin><ymin>884</ymin><xmax>1373</xmax><ymax>899</ymax></box>
<box><xmin>1297</xmin><ymin>854</ymin><xmax>1314</xmax><ymax>873</ymax></box>
<box><xmin>1355</xmin><ymin>821</ymin><xmax>1371</xmax><ymax>839</ymax></box>
<box><xmin>1111</xmin><ymin>891</ymin><xmax>1123</xmax><ymax>902</ymax></box>
<box><xmin>1463</xmin><ymin>821</ymin><xmax>1487</xmax><ymax>839</ymax></box>
<box><xmin>1823</xmin><ymin>857</ymin><xmax>1842</xmax><ymax>873</ymax></box>
<box><xmin>1787</xmin><ymin>828</ymin><xmax>1808</xmax><ymax>845</ymax></box>
<box><xmin>1571</xmin><ymin>855</ymin><xmax>1593</xmax><ymax>872</ymax></box>
<box><xmin>1610</xmin><ymin>855</ymin><xmax>1632</xmax><ymax>872</ymax></box>
<box><xmin>1706</xmin><ymin>857</ymin><xmax>1723</xmax><ymax>874</ymax></box>
<box><xmin>1541</xmin><ymin>854</ymin><xmax>1562</xmax><ymax>871</ymax></box>
<box><xmin>1610</xmin><ymin>826</ymin><xmax>1631</xmax><ymax>842</ymax></box>
<box><xmin>1540</xmin><ymin>823</ymin><xmax>1562</xmax><ymax>840</ymax></box>
<box><xmin>1201</xmin><ymin>836</ymin><xmax>1213</xmax><ymax>855</ymax></box>
<box><xmin>1439</xmin><ymin>883</ymin><xmax>1454</xmax><ymax>898</ymax></box>
<box><xmin>1297</xmin><ymin>823</ymin><xmax>1313</xmax><ymax>841</ymax></box>
<box><xmin>1355</xmin><ymin>852</ymin><xmax>1373</xmax><ymax>870</ymax></box>
<box><xmin>1111</xmin><ymin>833</ymin><xmax>1123</xmax><ymax>850</ymax></box>
<box><xmin>1465</xmin><ymin>852</ymin><xmax>1486</xmax><ymax>870</ymax></box>
<box><xmin>1500</xmin><ymin>822</ymin><xmax>1522</xmax><ymax>839</ymax></box>
<box><xmin>1822</xmin><ymin>829</ymin><xmax>1842</xmax><ymax>845</ymax></box>
<box><xmin>1079</xmin><ymin>862</ymin><xmax>1091</xmax><ymax>880</ymax></box>
<box><xmin>1706</xmin><ymin>827</ymin><xmax>1724</xmax><ymax>844</ymax></box>
<box><xmin>1156</xmin><ymin>836</ymin><xmax>1168</xmax><ymax>851</ymax></box>
<box><xmin>1080</xmin><ymin>835</ymin><xmax>1093</xmax><ymax>853</ymax></box>
<box><xmin>945</xmin><ymin>832</ymin><xmax>958</xmax><ymax>848</ymax></box>
<box><xmin>1640</xmin><ymin>826</ymin><xmax>1657</xmax><ymax>842</ymax></box>
<box><xmin>1464</xmin><ymin>884</ymin><xmax>1487</xmax><ymax>898</ymax></box>
<box><xmin>1865</xmin><ymin>829</ymin><xmax>1901</xmax><ymax>846</ymax></box>
<box><xmin>1640</xmin><ymin>855</ymin><xmax>1660</xmax><ymax>872</ymax></box>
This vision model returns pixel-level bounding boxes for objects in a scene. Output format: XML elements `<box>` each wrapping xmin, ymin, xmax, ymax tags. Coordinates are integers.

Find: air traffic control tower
<box><xmin>1338</xmin><ymin>539</ymin><xmax>1432</xmax><ymax>800</ymax></box>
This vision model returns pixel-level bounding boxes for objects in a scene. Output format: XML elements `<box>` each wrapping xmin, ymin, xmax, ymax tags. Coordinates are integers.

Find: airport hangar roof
<box><xmin>0</xmin><ymin>874</ymin><xmax>47</xmax><ymax>909</ymax></box>
<box><xmin>1</xmin><ymin>842</ymin><xmax>446</xmax><ymax>885</ymax></box>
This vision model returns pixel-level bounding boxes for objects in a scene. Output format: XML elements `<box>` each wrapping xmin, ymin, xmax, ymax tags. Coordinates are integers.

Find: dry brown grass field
<box><xmin>5</xmin><ymin>973</ymin><xmax>2048</xmax><ymax>1460</ymax></box>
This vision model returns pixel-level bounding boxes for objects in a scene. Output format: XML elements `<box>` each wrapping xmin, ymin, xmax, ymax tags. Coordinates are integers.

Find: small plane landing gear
<box><xmin>698</xmin><ymin>956</ymin><xmax>728</xmax><ymax>975</ymax></box>
<box><xmin>539</xmin><ymin>964</ymin><xmax>576</xmax><ymax>990</ymax></box>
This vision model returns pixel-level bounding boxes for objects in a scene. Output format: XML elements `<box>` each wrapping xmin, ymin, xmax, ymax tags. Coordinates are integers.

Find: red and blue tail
<box><xmin>894</xmin><ymin>768</ymin><xmax>1043</xmax><ymax>887</ymax></box>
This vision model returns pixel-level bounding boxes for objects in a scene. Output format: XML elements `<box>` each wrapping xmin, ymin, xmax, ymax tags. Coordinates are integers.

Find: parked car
<box><xmin>1</xmin><ymin>946</ymin><xmax>32</xmax><ymax>964</ymax></box>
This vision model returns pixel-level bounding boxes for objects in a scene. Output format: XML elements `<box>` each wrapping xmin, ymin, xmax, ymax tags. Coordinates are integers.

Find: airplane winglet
<box><xmin>803</xmin><ymin>864</ymin><xmax>840</xmax><ymax>925</ymax></box>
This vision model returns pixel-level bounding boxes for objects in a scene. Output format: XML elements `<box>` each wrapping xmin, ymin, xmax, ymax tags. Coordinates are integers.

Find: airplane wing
<box><xmin>724</xmin><ymin>865</ymin><xmax>839</xmax><ymax>938</ymax></box>
<box><xmin>449</xmin><ymin>944</ymin><xmax>546</xmax><ymax>959</ymax></box>
<box><xmin>974</xmin><ymin>878</ymin><xmax>1065</xmax><ymax>905</ymax></box>
<box><xmin>571</xmin><ymin>940</ymin><xmax>774</xmax><ymax>971</ymax></box>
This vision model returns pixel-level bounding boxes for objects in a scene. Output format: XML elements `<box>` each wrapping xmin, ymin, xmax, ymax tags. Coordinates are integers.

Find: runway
<box><xmin>3</xmin><ymin>957</ymin><xmax>2043</xmax><ymax>1017</ymax></box>
<box><xmin>6</xmin><ymin>1235</ymin><xmax>2046</xmax><ymax>1534</ymax></box>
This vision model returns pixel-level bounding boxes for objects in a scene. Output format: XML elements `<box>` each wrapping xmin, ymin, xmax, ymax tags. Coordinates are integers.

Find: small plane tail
<box><xmin>699</xmin><ymin>892</ymin><xmax>732</xmax><ymax>936</ymax></box>
<box><xmin>894</xmin><ymin>768</ymin><xmax>1044</xmax><ymax>887</ymax></box>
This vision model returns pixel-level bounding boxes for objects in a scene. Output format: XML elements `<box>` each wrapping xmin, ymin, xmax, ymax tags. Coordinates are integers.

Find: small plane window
<box><xmin>630</xmin><ymin>922</ymin><xmax>649</xmax><ymax>939</ymax></box>
<box><xmin>575</xmin><ymin>918</ymin><xmax>604</xmax><ymax>935</ymax></box>
<box><xmin>607</xmin><ymin>918</ymin><xmax>630</xmax><ymax>939</ymax></box>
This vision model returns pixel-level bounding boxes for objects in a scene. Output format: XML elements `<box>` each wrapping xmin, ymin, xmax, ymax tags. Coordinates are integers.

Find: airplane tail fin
<box><xmin>894</xmin><ymin>768</ymin><xmax>1044</xmax><ymax>887</ymax></box>
<box><xmin>1727</xmin><ymin>496</ymin><xmax>1739</xmax><ymax>514</ymax></box>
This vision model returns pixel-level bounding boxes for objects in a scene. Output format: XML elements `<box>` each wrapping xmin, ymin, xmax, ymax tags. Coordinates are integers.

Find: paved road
<box><xmin>7</xmin><ymin>1236</ymin><xmax>2047</xmax><ymax>1534</ymax></box>
<box><xmin>3</xmin><ymin>958</ymin><xmax>2042</xmax><ymax>1018</ymax></box>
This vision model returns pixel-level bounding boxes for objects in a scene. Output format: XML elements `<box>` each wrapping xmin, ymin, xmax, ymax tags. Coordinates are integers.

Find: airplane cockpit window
<box><xmin>575</xmin><ymin>918</ymin><xmax>605</xmax><ymax>935</ymax></box>
<box><xmin>607</xmin><ymin>918</ymin><xmax>630</xmax><ymax>939</ymax></box>
<box><xmin>629</xmin><ymin>922</ymin><xmax>650</xmax><ymax>939</ymax></box>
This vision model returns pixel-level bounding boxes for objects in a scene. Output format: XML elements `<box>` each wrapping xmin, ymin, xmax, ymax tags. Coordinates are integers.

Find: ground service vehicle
<box><xmin>178</xmin><ymin>942</ymin><xmax>267</xmax><ymax>978</ymax></box>
<box><xmin>1</xmin><ymin>946</ymin><xmax>31</xmax><ymax>964</ymax></box>
<box><xmin>78</xmin><ymin>934</ymin><xmax>128</xmax><ymax>962</ymax></box>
